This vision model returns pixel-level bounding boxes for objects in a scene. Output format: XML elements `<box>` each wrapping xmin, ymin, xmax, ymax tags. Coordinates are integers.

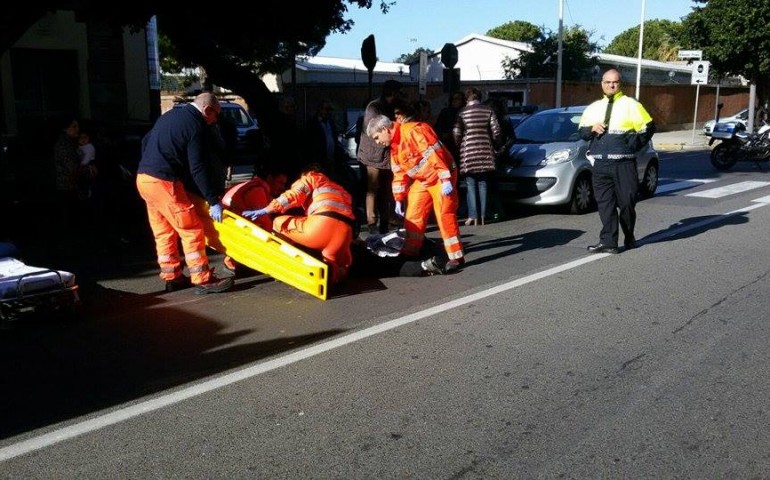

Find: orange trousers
<box><xmin>136</xmin><ymin>173</ymin><xmax>213</xmax><ymax>285</ymax></box>
<box><xmin>402</xmin><ymin>171</ymin><xmax>464</xmax><ymax>261</ymax></box>
<box><xmin>272</xmin><ymin>214</ymin><xmax>353</xmax><ymax>284</ymax></box>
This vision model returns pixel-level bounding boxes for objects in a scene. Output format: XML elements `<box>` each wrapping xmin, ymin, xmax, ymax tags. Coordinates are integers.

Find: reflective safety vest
<box><xmin>578</xmin><ymin>92</ymin><xmax>655</xmax><ymax>161</ymax></box>
<box><xmin>268</xmin><ymin>171</ymin><xmax>355</xmax><ymax>221</ymax></box>
<box><xmin>391</xmin><ymin>121</ymin><xmax>455</xmax><ymax>202</ymax></box>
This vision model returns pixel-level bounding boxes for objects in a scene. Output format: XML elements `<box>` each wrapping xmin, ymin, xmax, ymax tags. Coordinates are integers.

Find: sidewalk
<box><xmin>653</xmin><ymin>129</ymin><xmax>711</xmax><ymax>152</ymax></box>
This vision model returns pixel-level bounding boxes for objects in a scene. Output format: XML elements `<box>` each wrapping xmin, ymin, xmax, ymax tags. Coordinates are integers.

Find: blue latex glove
<box><xmin>440</xmin><ymin>181</ymin><xmax>453</xmax><ymax>196</ymax></box>
<box><xmin>209</xmin><ymin>203</ymin><xmax>224</xmax><ymax>223</ymax></box>
<box><xmin>242</xmin><ymin>208</ymin><xmax>268</xmax><ymax>221</ymax></box>
<box><xmin>394</xmin><ymin>201</ymin><xmax>404</xmax><ymax>217</ymax></box>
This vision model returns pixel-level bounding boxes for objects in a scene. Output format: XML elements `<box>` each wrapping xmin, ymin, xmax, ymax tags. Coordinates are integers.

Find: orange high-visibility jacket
<box><xmin>390</xmin><ymin>121</ymin><xmax>455</xmax><ymax>203</ymax></box>
<box><xmin>267</xmin><ymin>171</ymin><xmax>355</xmax><ymax>221</ymax></box>
<box><xmin>221</xmin><ymin>177</ymin><xmax>273</xmax><ymax>230</ymax></box>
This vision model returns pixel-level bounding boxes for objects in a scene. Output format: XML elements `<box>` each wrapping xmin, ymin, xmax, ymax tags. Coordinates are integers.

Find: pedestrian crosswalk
<box><xmin>656</xmin><ymin>178</ymin><xmax>770</xmax><ymax>198</ymax></box>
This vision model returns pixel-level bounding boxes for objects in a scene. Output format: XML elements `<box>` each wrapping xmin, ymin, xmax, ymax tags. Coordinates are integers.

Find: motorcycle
<box><xmin>709</xmin><ymin>117</ymin><xmax>770</xmax><ymax>171</ymax></box>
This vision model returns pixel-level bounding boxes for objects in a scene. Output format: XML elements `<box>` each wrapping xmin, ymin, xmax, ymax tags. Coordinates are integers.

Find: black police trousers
<box><xmin>592</xmin><ymin>160</ymin><xmax>638</xmax><ymax>247</ymax></box>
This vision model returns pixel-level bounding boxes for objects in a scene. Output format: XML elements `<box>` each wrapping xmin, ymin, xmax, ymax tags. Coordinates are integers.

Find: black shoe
<box><xmin>444</xmin><ymin>258</ymin><xmax>465</xmax><ymax>273</ymax></box>
<box><xmin>165</xmin><ymin>276</ymin><xmax>191</xmax><ymax>293</ymax></box>
<box><xmin>194</xmin><ymin>275</ymin><xmax>234</xmax><ymax>295</ymax></box>
<box><xmin>587</xmin><ymin>243</ymin><xmax>619</xmax><ymax>254</ymax></box>
<box><xmin>624</xmin><ymin>237</ymin><xmax>637</xmax><ymax>250</ymax></box>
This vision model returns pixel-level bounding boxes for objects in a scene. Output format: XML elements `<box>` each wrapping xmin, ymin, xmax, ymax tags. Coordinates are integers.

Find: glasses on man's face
<box><xmin>602</xmin><ymin>80</ymin><xmax>620</xmax><ymax>85</ymax></box>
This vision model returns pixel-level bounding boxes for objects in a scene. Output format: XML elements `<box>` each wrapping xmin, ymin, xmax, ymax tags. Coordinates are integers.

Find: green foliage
<box><xmin>158</xmin><ymin>33</ymin><xmax>195</xmax><ymax>74</ymax></box>
<box><xmin>394</xmin><ymin>47</ymin><xmax>434</xmax><ymax>64</ymax></box>
<box><xmin>604</xmin><ymin>19</ymin><xmax>684</xmax><ymax>61</ymax></box>
<box><xmin>502</xmin><ymin>26</ymin><xmax>600</xmax><ymax>81</ymax></box>
<box><xmin>486</xmin><ymin>21</ymin><xmax>542</xmax><ymax>42</ymax></box>
<box><xmin>681</xmin><ymin>0</ymin><xmax>770</xmax><ymax>103</ymax></box>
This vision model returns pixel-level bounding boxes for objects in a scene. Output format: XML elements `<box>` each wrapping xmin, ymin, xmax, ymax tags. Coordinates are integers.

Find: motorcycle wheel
<box><xmin>710</xmin><ymin>143</ymin><xmax>738</xmax><ymax>171</ymax></box>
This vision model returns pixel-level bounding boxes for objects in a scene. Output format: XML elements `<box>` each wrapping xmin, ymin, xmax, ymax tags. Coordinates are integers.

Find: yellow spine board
<box><xmin>195</xmin><ymin>198</ymin><xmax>328</xmax><ymax>300</ymax></box>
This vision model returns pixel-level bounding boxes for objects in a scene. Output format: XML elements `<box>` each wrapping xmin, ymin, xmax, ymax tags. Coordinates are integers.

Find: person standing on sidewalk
<box><xmin>357</xmin><ymin>79</ymin><xmax>402</xmax><ymax>234</ymax></box>
<box><xmin>453</xmin><ymin>87</ymin><xmax>501</xmax><ymax>226</ymax></box>
<box><xmin>136</xmin><ymin>92</ymin><xmax>234</xmax><ymax>294</ymax></box>
<box><xmin>579</xmin><ymin>68</ymin><xmax>655</xmax><ymax>254</ymax></box>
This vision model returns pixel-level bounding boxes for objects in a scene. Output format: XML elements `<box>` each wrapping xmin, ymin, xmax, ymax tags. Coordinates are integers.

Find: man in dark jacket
<box><xmin>136</xmin><ymin>92</ymin><xmax>233</xmax><ymax>294</ymax></box>
<box><xmin>357</xmin><ymin>79</ymin><xmax>402</xmax><ymax>234</ymax></box>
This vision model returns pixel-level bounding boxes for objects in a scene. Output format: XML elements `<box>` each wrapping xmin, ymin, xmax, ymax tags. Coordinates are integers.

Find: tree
<box><xmin>2</xmin><ymin>1</ymin><xmax>393</xmax><ymax>154</ymax></box>
<box><xmin>681</xmin><ymin>0</ymin><xmax>770</xmax><ymax>108</ymax></box>
<box><xmin>604</xmin><ymin>19</ymin><xmax>684</xmax><ymax>61</ymax></box>
<box><xmin>502</xmin><ymin>26</ymin><xmax>600</xmax><ymax>81</ymax></box>
<box><xmin>394</xmin><ymin>47</ymin><xmax>434</xmax><ymax>65</ymax></box>
<box><xmin>486</xmin><ymin>20</ymin><xmax>542</xmax><ymax>43</ymax></box>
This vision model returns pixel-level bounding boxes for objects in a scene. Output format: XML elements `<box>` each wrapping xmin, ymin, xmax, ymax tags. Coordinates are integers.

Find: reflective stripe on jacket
<box><xmin>390</xmin><ymin>121</ymin><xmax>455</xmax><ymax>202</ymax></box>
<box><xmin>578</xmin><ymin>92</ymin><xmax>655</xmax><ymax>161</ymax></box>
<box><xmin>267</xmin><ymin>171</ymin><xmax>355</xmax><ymax>220</ymax></box>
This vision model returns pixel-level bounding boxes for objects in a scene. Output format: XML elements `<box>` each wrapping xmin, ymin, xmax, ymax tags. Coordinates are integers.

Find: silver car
<box><xmin>496</xmin><ymin>106</ymin><xmax>659</xmax><ymax>214</ymax></box>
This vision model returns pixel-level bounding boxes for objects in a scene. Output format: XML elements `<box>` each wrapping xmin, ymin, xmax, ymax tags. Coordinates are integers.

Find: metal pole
<box><xmin>692</xmin><ymin>83</ymin><xmax>700</xmax><ymax>144</ymax></box>
<box><xmin>748</xmin><ymin>82</ymin><xmax>757</xmax><ymax>132</ymax></box>
<box><xmin>635</xmin><ymin>0</ymin><xmax>646</xmax><ymax>99</ymax></box>
<box><xmin>556</xmin><ymin>0</ymin><xmax>563</xmax><ymax>107</ymax></box>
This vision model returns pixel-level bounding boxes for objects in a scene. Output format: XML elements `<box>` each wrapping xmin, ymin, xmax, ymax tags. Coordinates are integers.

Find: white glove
<box><xmin>394</xmin><ymin>201</ymin><xmax>404</xmax><ymax>217</ymax></box>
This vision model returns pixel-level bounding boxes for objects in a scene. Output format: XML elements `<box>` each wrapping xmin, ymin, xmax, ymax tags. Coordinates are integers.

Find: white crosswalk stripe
<box><xmin>685</xmin><ymin>180</ymin><xmax>770</xmax><ymax>198</ymax></box>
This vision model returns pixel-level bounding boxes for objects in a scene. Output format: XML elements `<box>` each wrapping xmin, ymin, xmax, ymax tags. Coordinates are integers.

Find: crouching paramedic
<box><xmin>365</xmin><ymin>114</ymin><xmax>465</xmax><ymax>271</ymax></box>
<box><xmin>242</xmin><ymin>164</ymin><xmax>355</xmax><ymax>284</ymax></box>
<box><xmin>219</xmin><ymin>167</ymin><xmax>288</xmax><ymax>272</ymax></box>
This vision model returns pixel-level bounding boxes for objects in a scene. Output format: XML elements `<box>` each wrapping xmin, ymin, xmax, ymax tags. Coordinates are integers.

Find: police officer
<box><xmin>579</xmin><ymin>68</ymin><xmax>655</xmax><ymax>254</ymax></box>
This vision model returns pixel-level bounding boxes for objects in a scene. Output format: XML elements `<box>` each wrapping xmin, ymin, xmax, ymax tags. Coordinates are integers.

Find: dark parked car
<box><xmin>173</xmin><ymin>100</ymin><xmax>261</xmax><ymax>164</ymax></box>
<box><xmin>496</xmin><ymin>105</ymin><xmax>659</xmax><ymax>214</ymax></box>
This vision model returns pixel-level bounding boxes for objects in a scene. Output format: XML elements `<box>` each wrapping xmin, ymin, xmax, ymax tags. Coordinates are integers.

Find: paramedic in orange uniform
<box><xmin>365</xmin><ymin>114</ymin><xmax>465</xmax><ymax>271</ymax></box>
<box><xmin>220</xmin><ymin>168</ymin><xmax>288</xmax><ymax>271</ymax></box>
<box><xmin>136</xmin><ymin>92</ymin><xmax>233</xmax><ymax>294</ymax></box>
<box><xmin>242</xmin><ymin>164</ymin><xmax>356</xmax><ymax>284</ymax></box>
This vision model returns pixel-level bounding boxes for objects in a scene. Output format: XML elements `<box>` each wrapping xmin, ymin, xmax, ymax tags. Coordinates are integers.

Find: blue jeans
<box><xmin>464</xmin><ymin>172</ymin><xmax>489</xmax><ymax>220</ymax></box>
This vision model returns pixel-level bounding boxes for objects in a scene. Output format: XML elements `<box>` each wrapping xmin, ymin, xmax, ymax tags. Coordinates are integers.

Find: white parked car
<box><xmin>703</xmin><ymin>108</ymin><xmax>748</xmax><ymax>136</ymax></box>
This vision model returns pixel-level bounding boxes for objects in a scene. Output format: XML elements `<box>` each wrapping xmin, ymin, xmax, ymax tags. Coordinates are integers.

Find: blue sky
<box><xmin>319</xmin><ymin>0</ymin><xmax>697</xmax><ymax>62</ymax></box>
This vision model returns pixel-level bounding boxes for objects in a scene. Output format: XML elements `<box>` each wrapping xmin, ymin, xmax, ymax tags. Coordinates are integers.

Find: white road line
<box><xmin>3</xmin><ymin>195</ymin><xmax>770</xmax><ymax>462</ymax></box>
<box><xmin>656</xmin><ymin>178</ymin><xmax>718</xmax><ymax>195</ymax></box>
<box><xmin>686</xmin><ymin>181</ymin><xmax>770</xmax><ymax>198</ymax></box>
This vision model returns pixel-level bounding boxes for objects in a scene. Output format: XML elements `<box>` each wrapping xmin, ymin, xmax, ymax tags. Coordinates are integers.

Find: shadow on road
<box><xmin>0</xmin><ymin>286</ymin><xmax>346</xmax><ymax>439</ymax></box>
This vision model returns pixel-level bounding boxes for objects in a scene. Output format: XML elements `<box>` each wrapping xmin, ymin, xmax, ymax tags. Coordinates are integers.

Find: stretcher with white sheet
<box><xmin>0</xmin><ymin>252</ymin><xmax>81</xmax><ymax>324</ymax></box>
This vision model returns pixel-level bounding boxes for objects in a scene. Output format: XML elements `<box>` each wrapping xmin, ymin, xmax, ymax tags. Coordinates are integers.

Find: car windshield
<box><xmin>220</xmin><ymin>106</ymin><xmax>255</xmax><ymax>129</ymax></box>
<box><xmin>514</xmin><ymin>112</ymin><xmax>583</xmax><ymax>143</ymax></box>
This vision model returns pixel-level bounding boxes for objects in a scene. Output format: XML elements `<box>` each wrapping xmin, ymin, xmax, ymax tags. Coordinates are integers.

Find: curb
<box><xmin>654</xmin><ymin>143</ymin><xmax>710</xmax><ymax>152</ymax></box>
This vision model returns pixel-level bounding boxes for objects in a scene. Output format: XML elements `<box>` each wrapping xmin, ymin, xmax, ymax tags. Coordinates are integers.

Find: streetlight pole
<box><xmin>635</xmin><ymin>0</ymin><xmax>646</xmax><ymax>99</ymax></box>
<box><xmin>556</xmin><ymin>0</ymin><xmax>563</xmax><ymax>107</ymax></box>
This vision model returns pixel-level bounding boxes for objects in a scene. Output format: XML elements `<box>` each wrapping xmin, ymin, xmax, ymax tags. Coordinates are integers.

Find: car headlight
<box><xmin>541</xmin><ymin>148</ymin><xmax>575</xmax><ymax>166</ymax></box>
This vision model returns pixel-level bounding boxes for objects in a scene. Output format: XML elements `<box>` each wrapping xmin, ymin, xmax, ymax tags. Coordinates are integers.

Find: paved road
<box><xmin>4</xmin><ymin>148</ymin><xmax>770</xmax><ymax>478</ymax></box>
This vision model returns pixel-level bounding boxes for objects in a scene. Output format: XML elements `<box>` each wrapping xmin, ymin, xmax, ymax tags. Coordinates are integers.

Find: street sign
<box><xmin>361</xmin><ymin>35</ymin><xmax>377</xmax><ymax>71</ymax></box>
<box><xmin>678</xmin><ymin>49</ymin><xmax>703</xmax><ymax>60</ymax></box>
<box><xmin>691</xmin><ymin>61</ymin><xmax>710</xmax><ymax>85</ymax></box>
<box><xmin>440</xmin><ymin>43</ymin><xmax>458</xmax><ymax>69</ymax></box>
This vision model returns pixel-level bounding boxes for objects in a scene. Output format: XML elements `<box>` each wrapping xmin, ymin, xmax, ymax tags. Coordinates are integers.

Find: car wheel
<box><xmin>568</xmin><ymin>173</ymin><xmax>594</xmax><ymax>214</ymax></box>
<box><xmin>639</xmin><ymin>160</ymin><xmax>659</xmax><ymax>199</ymax></box>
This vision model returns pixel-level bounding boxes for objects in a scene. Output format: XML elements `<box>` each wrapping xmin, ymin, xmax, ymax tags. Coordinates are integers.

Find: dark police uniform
<box><xmin>579</xmin><ymin>92</ymin><xmax>655</xmax><ymax>248</ymax></box>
